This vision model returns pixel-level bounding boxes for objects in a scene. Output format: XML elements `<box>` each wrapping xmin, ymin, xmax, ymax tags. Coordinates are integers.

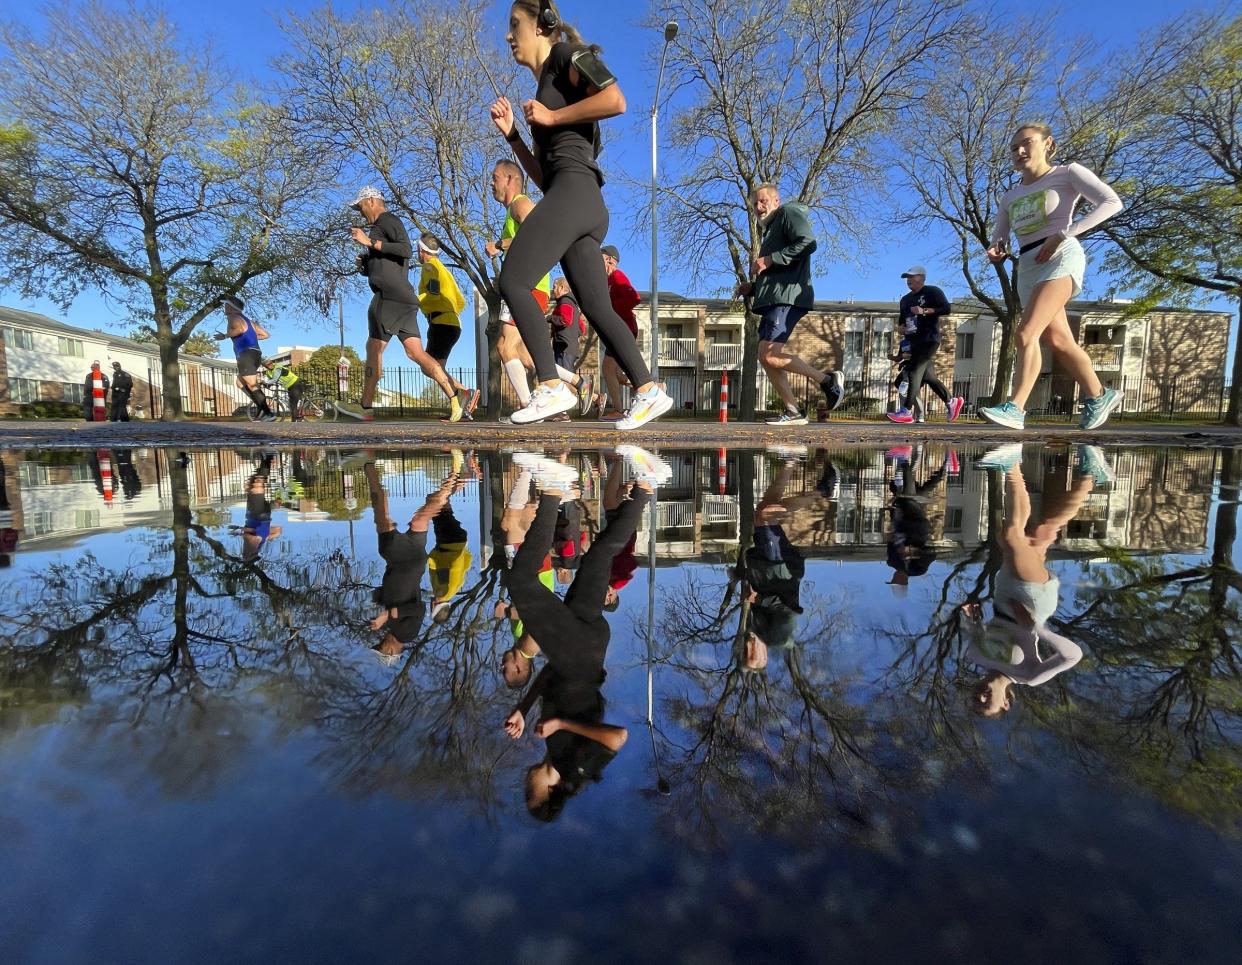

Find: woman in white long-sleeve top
<box><xmin>980</xmin><ymin>123</ymin><xmax>1125</xmax><ymax>432</ymax></box>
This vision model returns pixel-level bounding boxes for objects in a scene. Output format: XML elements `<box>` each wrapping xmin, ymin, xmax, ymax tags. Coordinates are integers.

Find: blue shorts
<box><xmin>757</xmin><ymin>305</ymin><xmax>807</xmax><ymax>344</ymax></box>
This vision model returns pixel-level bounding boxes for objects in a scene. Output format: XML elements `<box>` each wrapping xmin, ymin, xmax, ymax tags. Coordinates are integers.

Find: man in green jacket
<box><xmin>736</xmin><ymin>184</ymin><xmax>844</xmax><ymax>425</ymax></box>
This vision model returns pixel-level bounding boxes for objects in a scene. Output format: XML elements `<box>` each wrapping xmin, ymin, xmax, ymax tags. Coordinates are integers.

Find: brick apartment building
<box><xmin>635</xmin><ymin>294</ymin><xmax>1231</xmax><ymax>415</ymax></box>
<box><xmin>0</xmin><ymin>306</ymin><xmax>249</xmax><ymax>418</ymax></box>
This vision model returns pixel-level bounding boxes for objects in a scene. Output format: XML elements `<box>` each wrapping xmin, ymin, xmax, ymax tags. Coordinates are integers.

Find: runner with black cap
<box><xmin>344</xmin><ymin>186</ymin><xmax>463</xmax><ymax>423</ymax></box>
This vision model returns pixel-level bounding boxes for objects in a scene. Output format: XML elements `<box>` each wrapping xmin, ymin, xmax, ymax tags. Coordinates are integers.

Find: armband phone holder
<box><xmin>571</xmin><ymin>48</ymin><xmax>616</xmax><ymax>90</ymax></box>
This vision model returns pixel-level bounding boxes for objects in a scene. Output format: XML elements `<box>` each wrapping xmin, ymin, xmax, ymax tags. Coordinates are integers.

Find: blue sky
<box><xmin>2</xmin><ymin>0</ymin><xmax>1231</xmax><ymax>372</ymax></box>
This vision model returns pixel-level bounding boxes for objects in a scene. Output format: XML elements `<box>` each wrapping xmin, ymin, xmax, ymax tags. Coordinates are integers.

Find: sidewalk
<box><xmin>1</xmin><ymin>417</ymin><xmax>1239</xmax><ymax>451</ymax></box>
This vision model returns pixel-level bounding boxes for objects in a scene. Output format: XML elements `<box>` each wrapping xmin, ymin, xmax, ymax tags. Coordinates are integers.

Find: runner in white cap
<box><xmin>886</xmin><ymin>266</ymin><xmax>963</xmax><ymax>424</ymax></box>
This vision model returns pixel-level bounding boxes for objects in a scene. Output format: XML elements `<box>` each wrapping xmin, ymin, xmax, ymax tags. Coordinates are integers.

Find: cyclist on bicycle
<box><xmin>261</xmin><ymin>358</ymin><xmax>306</xmax><ymax>422</ymax></box>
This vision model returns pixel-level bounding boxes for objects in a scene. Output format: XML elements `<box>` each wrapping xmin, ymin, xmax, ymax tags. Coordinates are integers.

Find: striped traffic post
<box><xmin>718</xmin><ymin>371</ymin><xmax>729</xmax><ymax>423</ymax></box>
<box><xmin>717</xmin><ymin>448</ymin><xmax>727</xmax><ymax>495</ymax></box>
<box><xmin>91</xmin><ymin>361</ymin><xmax>107</xmax><ymax>421</ymax></box>
<box><xmin>97</xmin><ymin>450</ymin><xmax>113</xmax><ymax>504</ymax></box>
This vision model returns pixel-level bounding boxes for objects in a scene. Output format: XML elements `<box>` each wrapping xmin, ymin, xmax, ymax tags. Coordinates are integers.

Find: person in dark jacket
<box><xmin>886</xmin><ymin>267</ymin><xmax>964</xmax><ymax>424</ymax></box>
<box><xmin>109</xmin><ymin>362</ymin><xmax>133</xmax><ymax>422</ymax></box>
<box><xmin>736</xmin><ymin>184</ymin><xmax>843</xmax><ymax>425</ymax></box>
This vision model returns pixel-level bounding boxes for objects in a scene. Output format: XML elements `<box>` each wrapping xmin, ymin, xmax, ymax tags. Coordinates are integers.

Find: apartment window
<box><xmin>844</xmin><ymin>331</ymin><xmax>865</xmax><ymax>361</ymax></box>
<box><xmin>57</xmin><ymin>336</ymin><xmax>85</xmax><ymax>357</ymax></box>
<box><xmin>62</xmin><ymin>382</ymin><xmax>84</xmax><ymax>404</ymax></box>
<box><xmin>664</xmin><ymin>325</ymin><xmax>684</xmax><ymax>339</ymax></box>
<box><xmin>871</xmin><ymin>329</ymin><xmax>891</xmax><ymax>357</ymax></box>
<box><xmin>955</xmin><ymin>333</ymin><xmax>975</xmax><ymax>360</ymax></box>
<box><xmin>2</xmin><ymin>326</ymin><xmax>34</xmax><ymax>350</ymax></box>
<box><xmin>1129</xmin><ymin>336</ymin><xmax>1143</xmax><ymax>354</ymax></box>
<box><xmin>946</xmin><ymin>507</ymin><xmax>964</xmax><ymax>532</ymax></box>
<box><xmin>10</xmin><ymin>378</ymin><xmax>39</xmax><ymax>403</ymax></box>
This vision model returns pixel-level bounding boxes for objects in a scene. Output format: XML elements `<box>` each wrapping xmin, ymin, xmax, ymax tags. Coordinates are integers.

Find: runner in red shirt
<box><xmin>596</xmin><ymin>245</ymin><xmax>640</xmax><ymax>419</ymax></box>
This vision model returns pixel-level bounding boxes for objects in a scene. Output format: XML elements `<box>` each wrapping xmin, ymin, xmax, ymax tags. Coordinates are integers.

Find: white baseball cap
<box><xmin>348</xmin><ymin>186</ymin><xmax>383</xmax><ymax>209</ymax></box>
<box><xmin>901</xmin><ymin>265</ymin><xmax>927</xmax><ymax>278</ymax></box>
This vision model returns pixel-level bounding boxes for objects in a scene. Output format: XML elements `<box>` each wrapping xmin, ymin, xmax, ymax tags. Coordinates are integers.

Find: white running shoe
<box><xmin>615</xmin><ymin>445</ymin><xmax>673</xmax><ymax>486</ymax></box>
<box><xmin>510</xmin><ymin>382</ymin><xmax>578</xmax><ymax>424</ymax></box>
<box><xmin>616</xmin><ymin>386</ymin><xmax>674</xmax><ymax>431</ymax></box>
<box><xmin>511</xmin><ymin>451</ymin><xmax>578</xmax><ymax>492</ymax></box>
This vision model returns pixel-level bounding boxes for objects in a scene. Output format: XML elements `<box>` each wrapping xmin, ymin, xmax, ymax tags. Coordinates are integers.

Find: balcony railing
<box><xmin>705</xmin><ymin>343</ymin><xmax>743</xmax><ymax>368</ymax></box>
<box><xmin>655</xmin><ymin>338</ymin><xmax>744</xmax><ymax>368</ymax></box>
<box><xmin>1084</xmin><ymin>343</ymin><xmax>1123</xmax><ymax>368</ymax></box>
<box><xmin>657</xmin><ymin>337</ymin><xmax>697</xmax><ymax>365</ymax></box>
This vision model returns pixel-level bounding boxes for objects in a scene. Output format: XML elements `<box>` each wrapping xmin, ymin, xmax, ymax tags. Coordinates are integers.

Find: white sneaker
<box><xmin>510</xmin><ymin>382</ymin><xmax>578</xmax><ymax>424</ymax></box>
<box><xmin>511</xmin><ymin>451</ymin><xmax>578</xmax><ymax>491</ymax></box>
<box><xmin>615</xmin><ymin>445</ymin><xmax>673</xmax><ymax>486</ymax></box>
<box><xmin>616</xmin><ymin>386</ymin><xmax>674</xmax><ymax>431</ymax></box>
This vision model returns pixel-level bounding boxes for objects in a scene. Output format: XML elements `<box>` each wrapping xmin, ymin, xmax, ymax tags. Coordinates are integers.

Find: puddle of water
<box><xmin>0</xmin><ymin>443</ymin><xmax>1239</xmax><ymax>963</ymax></box>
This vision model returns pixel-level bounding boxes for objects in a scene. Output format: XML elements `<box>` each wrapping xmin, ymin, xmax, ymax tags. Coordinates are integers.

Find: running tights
<box><xmin>498</xmin><ymin>171</ymin><xmax>651</xmax><ymax>388</ymax></box>
<box><xmin>507</xmin><ymin>491</ymin><xmax>648</xmax><ymax>667</ymax></box>
<box><xmin>905</xmin><ymin>351</ymin><xmax>950</xmax><ymax>410</ymax></box>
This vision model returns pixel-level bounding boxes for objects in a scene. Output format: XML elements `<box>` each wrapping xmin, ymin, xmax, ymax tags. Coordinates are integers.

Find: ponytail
<box><xmin>512</xmin><ymin>1</ymin><xmax>601</xmax><ymax>53</ymax></box>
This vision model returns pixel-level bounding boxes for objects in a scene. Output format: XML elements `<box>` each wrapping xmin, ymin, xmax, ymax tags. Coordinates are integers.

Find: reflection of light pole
<box><xmin>649</xmin><ymin>20</ymin><xmax>679</xmax><ymax>382</ymax></box>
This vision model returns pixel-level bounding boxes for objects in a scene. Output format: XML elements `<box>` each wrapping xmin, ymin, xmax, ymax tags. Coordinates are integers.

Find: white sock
<box><xmin>555</xmin><ymin>365</ymin><xmax>578</xmax><ymax>385</ymax></box>
<box><xmin>508</xmin><ymin>471</ymin><xmax>533</xmax><ymax>508</ymax></box>
<box><xmin>504</xmin><ymin>359</ymin><xmax>531</xmax><ymax>405</ymax></box>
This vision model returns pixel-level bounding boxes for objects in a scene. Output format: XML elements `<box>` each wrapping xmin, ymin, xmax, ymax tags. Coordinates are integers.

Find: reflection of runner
<box><xmin>736</xmin><ymin>184</ymin><xmax>843</xmax><ymax>426</ymax></box>
<box><xmin>232</xmin><ymin>454</ymin><xmax>282</xmax><ymax>562</ymax></box>
<box><xmin>364</xmin><ymin>462</ymin><xmax>460</xmax><ymax>663</ymax></box>
<box><xmin>0</xmin><ymin>456</ymin><xmax>19</xmax><ymax>567</ymax></box>
<box><xmin>219</xmin><ymin>297</ymin><xmax>274</xmax><ymax>422</ymax></box>
<box><xmin>963</xmin><ymin>444</ymin><xmax>1106</xmax><ymax>716</ymax></box>
<box><xmin>417</xmin><ymin>234</ymin><xmax>478</xmax><ymax>416</ymax></box>
<box><xmin>489</xmin><ymin>2</ymin><xmax>672</xmax><ymax>428</ymax></box>
<box><xmin>428</xmin><ymin>501</ymin><xmax>473</xmax><ymax>623</ymax></box>
<box><xmin>347</xmin><ymin>186</ymin><xmax>462</xmax><ymax>423</ymax></box>
<box><xmin>980</xmin><ymin>123</ymin><xmax>1124</xmax><ymax>432</ymax></box>
<box><xmin>885</xmin><ymin>446</ymin><xmax>956</xmax><ymax>592</ymax></box>
<box><xmin>501</xmin><ymin>477</ymin><xmax>650</xmax><ymax>821</ymax></box>
<box><xmin>739</xmin><ymin>457</ymin><xmax>821</xmax><ymax>670</ymax></box>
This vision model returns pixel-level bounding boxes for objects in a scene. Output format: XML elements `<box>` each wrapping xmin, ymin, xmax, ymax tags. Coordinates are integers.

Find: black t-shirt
<box><xmin>112</xmin><ymin>370</ymin><xmax>133</xmax><ymax>394</ymax></box>
<box><xmin>898</xmin><ymin>286</ymin><xmax>951</xmax><ymax>351</ymax></box>
<box><xmin>375</xmin><ymin>529</ymin><xmax>429</xmax><ymax>642</ymax></box>
<box><xmin>360</xmin><ymin>212</ymin><xmax>418</xmax><ymax>304</ymax></box>
<box><xmin>534</xmin><ymin>43</ymin><xmax>606</xmax><ymax>185</ymax></box>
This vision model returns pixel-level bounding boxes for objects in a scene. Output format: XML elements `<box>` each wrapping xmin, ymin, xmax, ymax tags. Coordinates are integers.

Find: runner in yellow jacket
<box><xmin>417</xmin><ymin>233</ymin><xmax>479</xmax><ymax>417</ymax></box>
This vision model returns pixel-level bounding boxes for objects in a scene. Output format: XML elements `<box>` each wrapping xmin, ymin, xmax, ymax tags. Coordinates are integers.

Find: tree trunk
<box><xmin>1225</xmin><ymin>298</ymin><xmax>1242</xmax><ymax>426</ymax></box>
<box><xmin>483</xmin><ymin>294</ymin><xmax>504</xmax><ymax>421</ymax></box>
<box><xmin>985</xmin><ymin>312</ymin><xmax>1018</xmax><ymax>407</ymax></box>
<box><xmin>159</xmin><ymin>340</ymin><xmax>185</xmax><ymax>421</ymax></box>
<box><xmin>739</xmin><ymin>313</ymin><xmax>759</xmax><ymax>421</ymax></box>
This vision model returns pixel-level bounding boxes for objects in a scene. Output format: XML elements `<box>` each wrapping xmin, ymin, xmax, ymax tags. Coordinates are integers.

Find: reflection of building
<box><xmin>639</xmin><ymin>449</ymin><xmax>1216</xmax><ymax>562</ymax></box>
<box><xmin>0</xmin><ymin>306</ymin><xmax>248</xmax><ymax>418</ymax></box>
<box><xmin>0</xmin><ymin>448</ymin><xmax>468</xmax><ymax>555</ymax></box>
<box><xmin>636</xmin><ymin>294</ymin><xmax>1231</xmax><ymax>415</ymax></box>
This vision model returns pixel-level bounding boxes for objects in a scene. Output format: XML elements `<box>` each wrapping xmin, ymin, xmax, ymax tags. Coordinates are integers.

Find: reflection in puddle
<box><xmin>0</xmin><ymin>443</ymin><xmax>1239</xmax><ymax>961</ymax></box>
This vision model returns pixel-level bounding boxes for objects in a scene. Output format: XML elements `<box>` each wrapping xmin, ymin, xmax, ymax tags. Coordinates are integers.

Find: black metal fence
<box><xmin>154</xmin><ymin>360</ymin><xmax>1233</xmax><ymax>423</ymax></box>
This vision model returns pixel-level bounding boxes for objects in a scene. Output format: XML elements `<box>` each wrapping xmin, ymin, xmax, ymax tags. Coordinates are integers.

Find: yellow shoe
<box><xmin>444</xmin><ymin>396</ymin><xmax>464</xmax><ymax>424</ymax></box>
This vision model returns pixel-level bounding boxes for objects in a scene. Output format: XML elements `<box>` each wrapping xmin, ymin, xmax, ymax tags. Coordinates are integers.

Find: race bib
<box><xmin>1009</xmin><ymin>190</ymin><xmax>1051</xmax><ymax>236</ymax></box>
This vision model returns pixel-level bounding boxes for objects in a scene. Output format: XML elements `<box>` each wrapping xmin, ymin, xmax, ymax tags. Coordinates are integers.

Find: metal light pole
<box><xmin>649</xmin><ymin>20</ymin><xmax>679</xmax><ymax>382</ymax></box>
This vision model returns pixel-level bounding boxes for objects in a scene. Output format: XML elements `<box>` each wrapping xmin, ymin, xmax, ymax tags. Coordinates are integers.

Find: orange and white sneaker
<box><xmin>616</xmin><ymin>386</ymin><xmax>673</xmax><ymax>431</ymax></box>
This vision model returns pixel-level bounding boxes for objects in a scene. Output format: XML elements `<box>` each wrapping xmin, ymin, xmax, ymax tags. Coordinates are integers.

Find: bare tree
<box><xmin>0</xmin><ymin>1</ymin><xmax>339</xmax><ymax>419</ymax></box>
<box><xmin>649</xmin><ymin>0</ymin><xmax>969</xmax><ymax>417</ymax></box>
<box><xmin>889</xmin><ymin>21</ymin><xmax>1062</xmax><ymax>406</ymax></box>
<box><xmin>1065</xmin><ymin>12</ymin><xmax>1242</xmax><ymax>420</ymax></box>
<box><xmin>276</xmin><ymin>0</ymin><xmax>522</xmax><ymax>416</ymax></box>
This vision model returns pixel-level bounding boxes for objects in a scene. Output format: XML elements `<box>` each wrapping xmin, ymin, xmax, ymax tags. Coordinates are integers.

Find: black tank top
<box><xmin>534</xmin><ymin>42</ymin><xmax>606</xmax><ymax>185</ymax></box>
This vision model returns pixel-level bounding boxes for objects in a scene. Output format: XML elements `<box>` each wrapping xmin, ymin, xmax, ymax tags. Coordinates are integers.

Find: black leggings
<box><xmin>498</xmin><ymin>171</ymin><xmax>651</xmax><ymax>388</ymax></box>
<box><xmin>506</xmin><ymin>490</ymin><xmax>648</xmax><ymax>669</ymax></box>
<box><xmin>904</xmin><ymin>350</ymin><xmax>950</xmax><ymax>410</ymax></box>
